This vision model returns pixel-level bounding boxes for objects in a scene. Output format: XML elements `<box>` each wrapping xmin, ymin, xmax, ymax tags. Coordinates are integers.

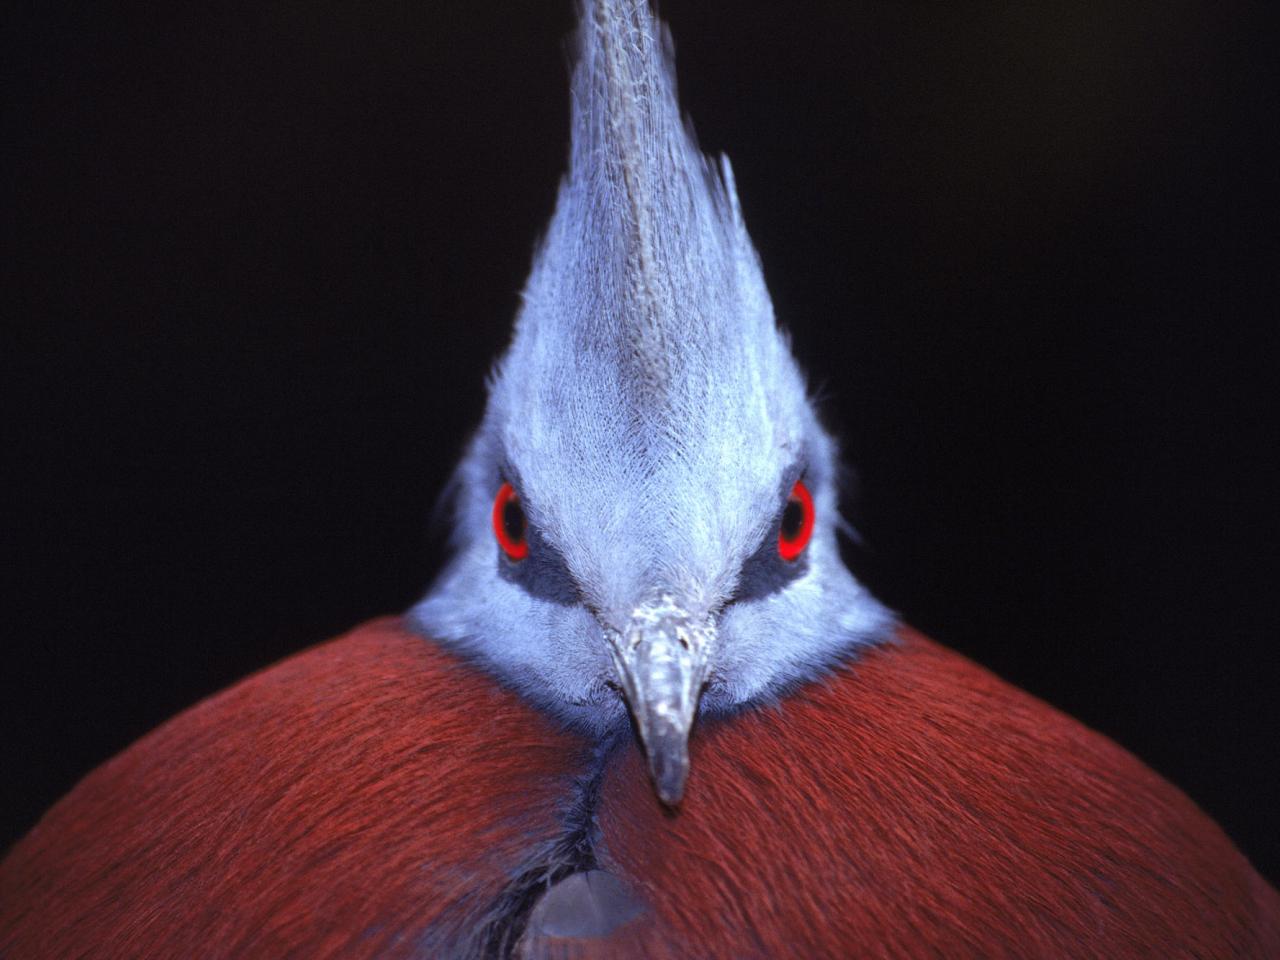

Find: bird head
<box><xmin>414</xmin><ymin>0</ymin><xmax>889</xmax><ymax>805</ymax></box>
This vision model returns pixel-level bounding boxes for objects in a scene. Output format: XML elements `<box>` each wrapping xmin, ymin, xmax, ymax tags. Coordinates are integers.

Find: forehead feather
<box><xmin>477</xmin><ymin>1</ymin><xmax>817</xmax><ymax>602</ymax></box>
<box><xmin>491</xmin><ymin>1</ymin><xmax>808</xmax><ymax>507</ymax></box>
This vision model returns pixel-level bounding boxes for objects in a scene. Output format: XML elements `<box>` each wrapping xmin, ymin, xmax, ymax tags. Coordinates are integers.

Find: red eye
<box><xmin>492</xmin><ymin>482</ymin><xmax>529</xmax><ymax>560</ymax></box>
<box><xmin>777</xmin><ymin>480</ymin><xmax>814</xmax><ymax>561</ymax></box>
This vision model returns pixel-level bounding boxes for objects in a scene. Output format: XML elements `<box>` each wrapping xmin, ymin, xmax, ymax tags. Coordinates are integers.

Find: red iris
<box><xmin>492</xmin><ymin>482</ymin><xmax>529</xmax><ymax>560</ymax></box>
<box><xmin>777</xmin><ymin>480</ymin><xmax>814</xmax><ymax>561</ymax></box>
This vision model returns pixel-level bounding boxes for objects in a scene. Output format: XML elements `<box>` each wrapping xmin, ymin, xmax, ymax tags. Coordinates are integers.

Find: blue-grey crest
<box><xmin>413</xmin><ymin>0</ymin><xmax>891</xmax><ymax>805</ymax></box>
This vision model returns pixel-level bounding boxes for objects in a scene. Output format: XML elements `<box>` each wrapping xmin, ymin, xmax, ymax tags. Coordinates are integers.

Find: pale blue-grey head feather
<box><xmin>413</xmin><ymin>0</ymin><xmax>890</xmax><ymax>734</ymax></box>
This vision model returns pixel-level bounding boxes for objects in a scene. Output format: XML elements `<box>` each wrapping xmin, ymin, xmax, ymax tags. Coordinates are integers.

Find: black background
<box><xmin>4</xmin><ymin>1</ymin><xmax>1276</xmax><ymax>882</ymax></box>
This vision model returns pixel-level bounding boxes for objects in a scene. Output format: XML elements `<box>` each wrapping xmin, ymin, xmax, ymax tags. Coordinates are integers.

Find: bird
<box><xmin>2</xmin><ymin>1</ymin><xmax>1276</xmax><ymax>957</ymax></box>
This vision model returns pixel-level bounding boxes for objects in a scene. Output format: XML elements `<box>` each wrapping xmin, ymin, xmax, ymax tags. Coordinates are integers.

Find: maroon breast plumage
<box><xmin>2</xmin><ymin>619</ymin><xmax>1275</xmax><ymax>958</ymax></box>
<box><xmin>0</xmin><ymin>619</ymin><xmax>591</xmax><ymax>958</ymax></box>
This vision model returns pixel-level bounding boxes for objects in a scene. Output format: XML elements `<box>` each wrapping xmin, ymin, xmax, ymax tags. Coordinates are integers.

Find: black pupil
<box><xmin>502</xmin><ymin>497</ymin><xmax>526</xmax><ymax>544</ymax></box>
<box><xmin>781</xmin><ymin>498</ymin><xmax>804</xmax><ymax>541</ymax></box>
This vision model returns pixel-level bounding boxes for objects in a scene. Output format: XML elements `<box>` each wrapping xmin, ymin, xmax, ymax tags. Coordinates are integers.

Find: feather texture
<box><xmin>4</xmin><ymin>621</ymin><xmax>1275</xmax><ymax>957</ymax></box>
<box><xmin>585</xmin><ymin>628</ymin><xmax>1280</xmax><ymax>958</ymax></box>
<box><xmin>414</xmin><ymin>0</ymin><xmax>889</xmax><ymax>735</ymax></box>
<box><xmin>0</xmin><ymin>620</ymin><xmax>596</xmax><ymax>958</ymax></box>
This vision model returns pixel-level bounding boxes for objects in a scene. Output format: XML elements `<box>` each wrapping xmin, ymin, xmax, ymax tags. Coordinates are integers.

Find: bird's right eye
<box><xmin>777</xmin><ymin>480</ymin><xmax>814</xmax><ymax>561</ymax></box>
<box><xmin>492</xmin><ymin>482</ymin><xmax>529</xmax><ymax>560</ymax></box>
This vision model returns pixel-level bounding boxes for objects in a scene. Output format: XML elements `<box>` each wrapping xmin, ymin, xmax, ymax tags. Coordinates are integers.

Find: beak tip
<box><xmin>654</xmin><ymin>777</ymin><xmax>686</xmax><ymax>807</ymax></box>
<box><xmin>648</xmin><ymin>747</ymin><xmax>690</xmax><ymax>807</ymax></box>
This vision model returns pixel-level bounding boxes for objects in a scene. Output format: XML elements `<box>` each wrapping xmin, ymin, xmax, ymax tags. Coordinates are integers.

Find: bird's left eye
<box><xmin>492</xmin><ymin>482</ymin><xmax>529</xmax><ymax>560</ymax></box>
<box><xmin>777</xmin><ymin>480</ymin><xmax>814</xmax><ymax>561</ymax></box>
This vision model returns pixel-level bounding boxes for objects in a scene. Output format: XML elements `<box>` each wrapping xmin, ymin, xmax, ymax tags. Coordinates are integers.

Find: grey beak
<box><xmin>604</xmin><ymin>596</ymin><xmax>716</xmax><ymax>806</ymax></box>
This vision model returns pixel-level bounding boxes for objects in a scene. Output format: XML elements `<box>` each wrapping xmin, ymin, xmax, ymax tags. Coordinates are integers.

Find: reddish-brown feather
<box><xmin>587</xmin><ymin>628</ymin><xmax>1280</xmax><ymax>958</ymax></box>
<box><xmin>0</xmin><ymin>618</ymin><xmax>594</xmax><ymax>958</ymax></box>
<box><xmin>3</xmin><ymin>622</ymin><xmax>1276</xmax><ymax>959</ymax></box>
